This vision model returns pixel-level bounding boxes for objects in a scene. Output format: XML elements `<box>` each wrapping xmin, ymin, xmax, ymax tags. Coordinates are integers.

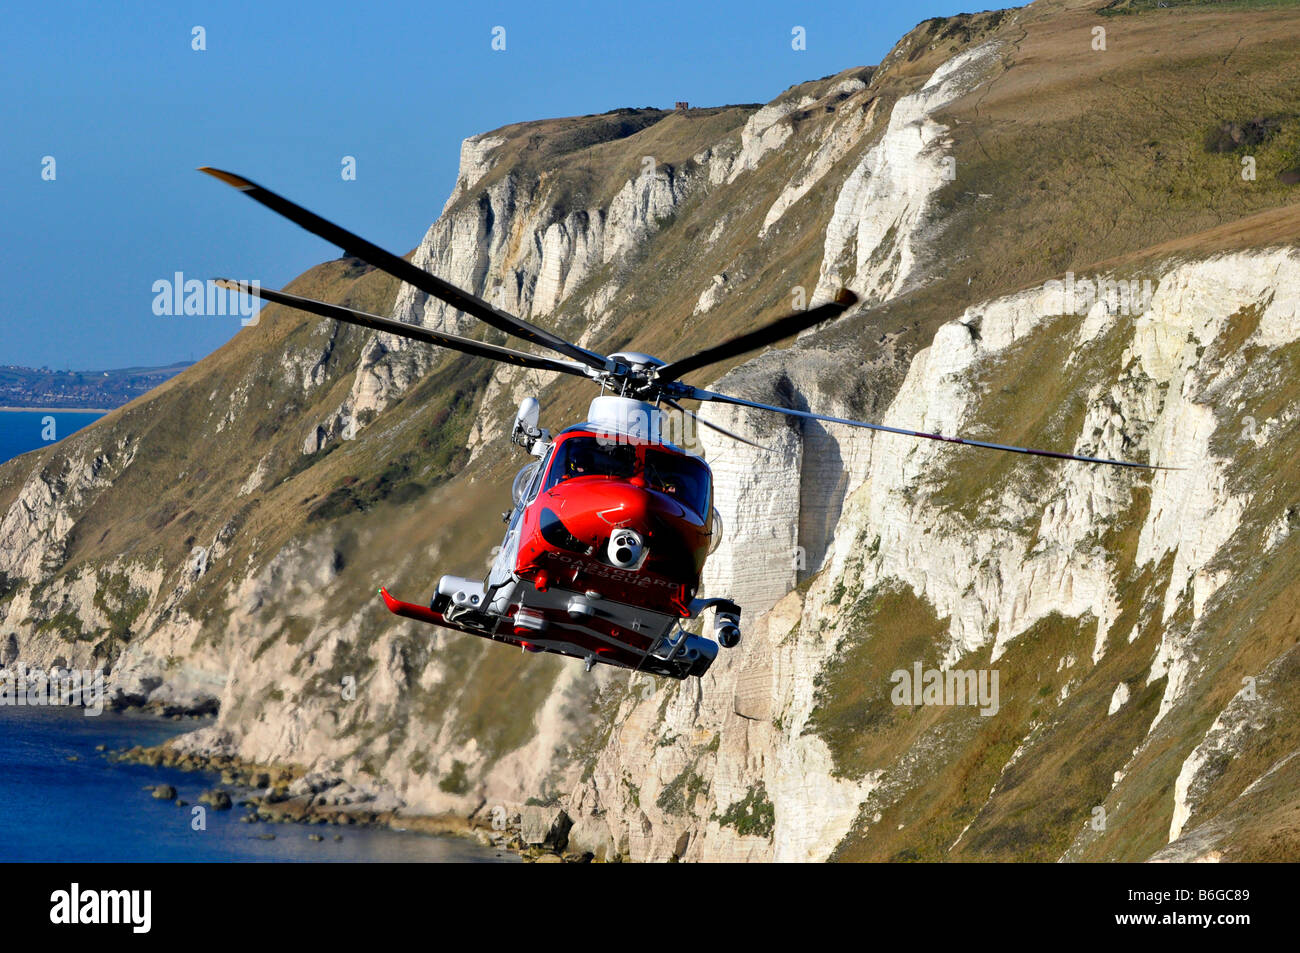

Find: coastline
<box><xmin>0</xmin><ymin>706</ymin><xmax>517</xmax><ymax>862</ymax></box>
<box><xmin>112</xmin><ymin>738</ymin><xmax>594</xmax><ymax>863</ymax></box>
<box><xmin>0</xmin><ymin>406</ymin><xmax>112</xmax><ymax>413</ymax></box>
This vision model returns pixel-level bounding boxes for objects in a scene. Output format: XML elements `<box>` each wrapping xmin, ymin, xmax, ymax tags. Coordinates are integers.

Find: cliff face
<box><xmin>577</xmin><ymin>246</ymin><xmax>1300</xmax><ymax>862</ymax></box>
<box><xmin>5</xmin><ymin>0</ymin><xmax>1300</xmax><ymax>861</ymax></box>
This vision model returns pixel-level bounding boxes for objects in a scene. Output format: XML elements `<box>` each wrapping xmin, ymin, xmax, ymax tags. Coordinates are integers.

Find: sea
<box><xmin>0</xmin><ymin>707</ymin><xmax>513</xmax><ymax>862</ymax></box>
<box><xmin>0</xmin><ymin>409</ymin><xmax>105</xmax><ymax>464</ymax></box>
<box><xmin>0</xmin><ymin>412</ymin><xmax>511</xmax><ymax>862</ymax></box>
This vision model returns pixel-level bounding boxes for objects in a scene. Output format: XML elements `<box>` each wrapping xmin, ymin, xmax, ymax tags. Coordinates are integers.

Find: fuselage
<box><xmin>385</xmin><ymin>396</ymin><xmax>735</xmax><ymax>678</ymax></box>
<box><xmin>513</xmin><ymin>426</ymin><xmax>715</xmax><ymax>617</ymax></box>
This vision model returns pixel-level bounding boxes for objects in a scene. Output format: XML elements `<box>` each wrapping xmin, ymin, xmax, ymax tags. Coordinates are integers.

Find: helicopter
<box><xmin>200</xmin><ymin>167</ymin><xmax>1165</xmax><ymax>679</ymax></box>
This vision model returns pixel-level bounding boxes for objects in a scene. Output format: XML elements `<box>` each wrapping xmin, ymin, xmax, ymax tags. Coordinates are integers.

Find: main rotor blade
<box><xmin>199</xmin><ymin>167</ymin><xmax>611</xmax><ymax>373</ymax></box>
<box><xmin>662</xmin><ymin>398</ymin><xmax>776</xmax><ymax>454</ymax></box>
<box><xmin>687</xmin><ymin>387</ymin><xmax>1176</xmax><ymax>471</ymax></box>
<box><xmin>656</xmin><ymin>288</ymin><xmax>858</xmax><ymax>383</ymax></box>
<box><xmin>214</xmin><ymin>280</ymin><xmax>591</xmax><ymax>379</ymax></box>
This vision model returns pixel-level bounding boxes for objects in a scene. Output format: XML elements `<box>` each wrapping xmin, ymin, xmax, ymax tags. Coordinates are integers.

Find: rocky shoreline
<box><xmin>111</xmin><ymin>740</ymin><xmax>598</xmax><ymax>863</ymax></box>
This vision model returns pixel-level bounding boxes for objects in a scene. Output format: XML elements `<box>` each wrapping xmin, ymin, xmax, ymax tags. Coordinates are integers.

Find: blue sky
<box><xmin>1</xmin><ymin>0</ymin><xmax>981</xmax><ymax>370</ymax></box>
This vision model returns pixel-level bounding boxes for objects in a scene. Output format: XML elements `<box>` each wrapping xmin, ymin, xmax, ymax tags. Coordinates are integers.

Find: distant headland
<box><xmin>0</xmin><ymin>362</ymin><xmax>191</xmax><ymax>411</ymax></box>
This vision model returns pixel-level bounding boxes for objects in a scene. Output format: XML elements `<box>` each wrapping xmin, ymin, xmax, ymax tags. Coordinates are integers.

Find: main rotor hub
<box><xmin>604</xmin><ymin>351</ymin><xmax>670</xmax><ymax>400</ymax></box>
<box><xmin>607</xmin><ymin>351</ymin><xmax>665</xmax><ymax>372</ymax></box>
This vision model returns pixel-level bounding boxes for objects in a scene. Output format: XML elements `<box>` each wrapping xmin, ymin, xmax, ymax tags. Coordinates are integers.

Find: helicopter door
<box><xmin>488</xmin><ymin>449</ymin><xmax>551</xmax><ymax>594</ymax></box>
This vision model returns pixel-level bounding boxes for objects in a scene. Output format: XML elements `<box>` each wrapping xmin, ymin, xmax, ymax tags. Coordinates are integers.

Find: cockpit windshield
<box><xmin>542</xmin><ymin>437</ymin><xmax>712</xmax><ymax>517</ymax></box>
<box><xmin>644</xmin><ymin>449</ymin><xmax>711</xmax><ymax>517</ymax></box>
<box><xmin>544</xmin><ymin>437</ymin><xmax>638</xmax><ymax>490</ymax></box>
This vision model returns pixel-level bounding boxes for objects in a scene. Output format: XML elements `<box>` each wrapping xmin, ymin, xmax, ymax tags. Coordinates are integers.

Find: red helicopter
<box><xmin>202</xmin><ymin>168</ymin><xmax>1165</xmax><ymax>679</ymax></box>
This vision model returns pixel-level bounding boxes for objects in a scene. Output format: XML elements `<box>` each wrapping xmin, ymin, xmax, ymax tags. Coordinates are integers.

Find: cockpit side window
<box><xmin>525</xmin><ymin>447</ymin><xmax>551</xmax><ymax>501</ymax></box>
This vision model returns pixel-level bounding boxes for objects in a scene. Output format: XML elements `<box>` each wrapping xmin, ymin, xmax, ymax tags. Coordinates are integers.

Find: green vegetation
<box><xmin>33</xmin><ymin>609</ymin><xmax>88</xmax><ymax>642</ymax></box>
<box><xmin>310</xmin><ymin>638</ymin><xmax>377</xmax><ymax>697</ymax></box>
<box><xmin>447</xmin><ymin>650</ymin><xmax>561</xmax><ymax>768</ymax></box>
<box><xmin>306</xmin><ymin>367</ymin><xmax>486</xmax><ymax>522</ymax></box>
<box><xmin>0</xmin><ymin>571</ymin><xmax>22</xmax><ymax>603</ymax></box>
<box><xmin>926</xmin><ymin>317</ymin><xmax>1076</xmax><ymax>517</ymax></box>
<box><xmin>623</xmin><ymin>776</ymin><xmax>641</xmax><ymax>809</ymax></box>
<box><xmin>438</xmin><ymin>759</ymin><xmax>470</xmax><ymax>795</ymax></box>
<box><xmin>657</xmin><ymin>766</ymin><xmax>708</xmax><ymax>816</ymax></box>
<box><xmin>913</xmin><ymin>10</ymin><xmax>1008</xmax><ymax>55</ymax></box>
<box><xmin>570</xmin><ymin>681</ymin><xmax>631</xmax><ymax>783</ymax></box>
<box><xmin>808</xmin><ymin>584</ymin><xmax>951</xmax><ymax>780</ymax></box>
<box><xmin>714</xmin><ymin>783</ymin><xmax>776</xmax><ymax>839</ymax></box>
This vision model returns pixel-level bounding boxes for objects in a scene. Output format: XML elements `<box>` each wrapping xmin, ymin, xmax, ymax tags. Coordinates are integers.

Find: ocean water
<box><xmin>1</xmin><ymin>415</ymin><xmax>510</xmax><ymax>862</ymax></box>
<box><xmin>0</xmin><ymin>705</ymin><xmax>514</xmax><ymax>862</ymax></box>
<box><xmin>0</xmin><ymin>410</ymin><xmax>105</xmax><ymax>465</ymax></box>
